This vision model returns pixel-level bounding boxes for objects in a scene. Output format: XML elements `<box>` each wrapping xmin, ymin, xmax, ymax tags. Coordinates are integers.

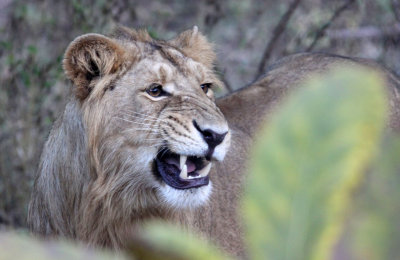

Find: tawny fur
<box><xmin>28</xmin><ymin>26</ymin><xmax>400</xmax><ymax>259</ymax></box>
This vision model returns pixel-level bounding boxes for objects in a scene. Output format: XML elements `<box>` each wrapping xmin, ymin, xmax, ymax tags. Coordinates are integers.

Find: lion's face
<box><xmin>64</xmin><ymin>28</ymin><xmax>230</xmax><ymax>209</ymax></box>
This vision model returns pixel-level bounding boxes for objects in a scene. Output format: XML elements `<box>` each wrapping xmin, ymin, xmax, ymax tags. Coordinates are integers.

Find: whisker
<box><xmin>139</xmin><ymin>138</ymin><xmax>163</xmax><ymax>142</ymax></box>
<box><xmin>127</xmin><ymin>128</ymin><xmax>160</xmax><ymax>132</ymax></box>
<box><xmin>155</xmin><ymin>148</ymin><xmax>167</xmax><ymax>157</ymax></box>
<box><xmin>160</xmin><ymin>148</ymin><xmax>170</xmax><ymax>158</ymax></box>
<box><xmin>120</xmin><ymin>113</ymin><xmax>160</xmax><ymax>122</ymax></box>
<box><xmin>119</xmin><ymin>113</ymin><xmax>170</xmax><ymax>126</ymax></box>
<box><xmin>121</xmin><ymin>109</ymin><xmax>163</xmax><ymax>121</ymax></box>
<box><xmin>116</xmin><ymin>126</ymin><xmax>160</xmax><ymax>133</ymax></box>
<box><xmin>114</xmin><ymin>117</ymin><xmax>160</xmax><ymax>127</ymax></box>
<box><xmin>165</xmin><ymin>106</ymin><xmax>196</xmax><ymax>111</ymax></box>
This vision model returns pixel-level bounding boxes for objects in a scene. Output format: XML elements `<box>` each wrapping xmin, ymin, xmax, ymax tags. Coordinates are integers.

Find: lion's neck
<box><xmin>78</xmin><ymin>182</ymin><xmax>194</xmax><ymax>248</ymax></box>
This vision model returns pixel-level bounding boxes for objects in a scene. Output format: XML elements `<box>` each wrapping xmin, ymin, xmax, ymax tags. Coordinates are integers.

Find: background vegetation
<box><xmin>0</xmin><ymin>0</ymin><xmax>399</xmax><ymax>250</ymax></box>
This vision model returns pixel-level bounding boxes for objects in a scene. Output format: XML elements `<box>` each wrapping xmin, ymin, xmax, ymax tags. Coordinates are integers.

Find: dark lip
<box><xmin>154</xmin><ymin>149</ymin><xmax>210</xmax><ymax>190</ymax></box>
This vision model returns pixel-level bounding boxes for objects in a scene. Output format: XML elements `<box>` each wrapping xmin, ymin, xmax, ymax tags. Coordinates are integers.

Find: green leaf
<box><xmin>0</xmin><ymin>231</ymin><xmax>127</xmax><ymax>260</ymax></box>
<box><xmin>243</xmin><ymin>67</ymin><xmax>387</xmax><ymax>260</ymax></box>
<box><xmin>129</xmin><ymin>222</ymin><xmax>231</xmax><ymax>260</ymax></box>
<box><xmin>27</xmin><ymin>45</ymin><xmax>37</xmax><ymax>55</ymax></box>
<box><xmin>343</xmin><ymin>135</ymin><xmax>400</xmax><ymax>259</ymax></box>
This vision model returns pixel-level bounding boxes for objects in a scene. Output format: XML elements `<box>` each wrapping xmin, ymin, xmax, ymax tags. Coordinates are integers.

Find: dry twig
<box><xmin>254</xmin><ymin>0</ymin><xmax>302</xmax><ymax>79</ymax></box>
<box><xmin>306</xmin><ymin>0</ymin><xmax>355</xmax><ymax>52</ymax></box>
<box><xmin>392</xmin><ymin>0</ymin><xmax>400</xmax><ymax>22</ymax></box>
<box><xmin>217</xmin><ymin>65</ymin><xmax>233</xmax><ymax>93</ymax></box>
<box><xmin>326</xmin><ymin>23</ymin><xmax>400</xmax><ymax>39</ymax></box>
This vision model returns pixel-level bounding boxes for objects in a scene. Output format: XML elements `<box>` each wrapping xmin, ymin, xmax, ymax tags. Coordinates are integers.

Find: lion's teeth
<box><xmin>179</xmin><ymin>164</ymin><xmax>188</xmax><ymax>179</ymax></box>
<box><xmin>198</xmin><ymin>163</ymin><xmax>212</xmax><ymax>177</ymax></box>
<box><xmin>180</xmin><ymin>155</ymin><xmax>187</xmax><ymax>169</ymax></box>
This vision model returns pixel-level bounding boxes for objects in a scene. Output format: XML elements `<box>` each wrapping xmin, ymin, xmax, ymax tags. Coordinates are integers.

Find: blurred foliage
<box><xmin>128</xmin><ymin>222</ymin><xmax>230</xmax><ymax>260</ymax></box>
<box><xmin>243</xmin><ymin>67</ymin><xmax>387</xmax><ymax>260</ymax></box>
<box><xmin>339</xmin><ymin>136</ymin><xmax>400</xmax><ymax>259</ymax></box>
<box><xmin>0</xmin><ymin>231</ymin><xmax>128</xmax><ymax>260</ymax></box>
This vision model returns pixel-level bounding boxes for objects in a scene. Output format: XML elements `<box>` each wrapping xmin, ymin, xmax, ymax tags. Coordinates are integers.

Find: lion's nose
<box><xmin>193</xmin><ymin>120</ymin><xmax>227</xmax><ymax>160</ymax></box>
<box><xmin>201</xmin><ymin>128</ymin><xmax>227</xmax><ymax>148</ymax></box>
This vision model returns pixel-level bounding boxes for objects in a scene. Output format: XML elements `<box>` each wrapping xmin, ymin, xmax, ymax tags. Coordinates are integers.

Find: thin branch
<box><xmin>254</xmin><ymin>0</ymin><xmax>302</xmax><ymax>79</ymax></box>
<box><xmin>215</xmin><ymin>64</ymin><xmax>233</xmax><ymax>93</ymax></box>
<box><xmin>326</xmin><ymin>23</ymin><xmax>400</xmax><ymax>39</ymax></box>
<box><xmin>203</xmin><ymin>0</ymin><xmax>224</xmax><ymax>34</ymax></box>
<box><xmin>392</xmin><ymin>0</ymin><xmax>400</xmax><ymax>23</ymax></box>
<box><xmin>306</xmin><ymin>0</ymin><xmax>355</xmax><ymax>52</ymax></box>
<box><xmin>221</xmin><ymin>77</ymin><xmax>233</xmax><ymax>93</ymax></box>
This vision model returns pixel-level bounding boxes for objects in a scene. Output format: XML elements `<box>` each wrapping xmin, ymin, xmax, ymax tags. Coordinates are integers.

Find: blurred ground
<box><xmin>0</xmin><ymin>0</ymin><xmax>399</xmax><ymax>229</ymax></box>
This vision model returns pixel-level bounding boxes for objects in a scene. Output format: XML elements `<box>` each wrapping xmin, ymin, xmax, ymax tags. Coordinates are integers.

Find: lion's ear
<box><xmin>63</xmin><ymin>33</ymin><xmax>127</xmax><ymax>100</ymax></box>
<box><xmin>169</xmin><ymin>26</ymin><xmax>216</xmax><ymax>69</ymax></box>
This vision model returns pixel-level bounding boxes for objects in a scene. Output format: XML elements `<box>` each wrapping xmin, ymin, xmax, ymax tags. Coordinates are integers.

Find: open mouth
<box><xmin>155</xmin><ymin>148</ymin><xmax>211</xmax><ymax>190</ymax></box>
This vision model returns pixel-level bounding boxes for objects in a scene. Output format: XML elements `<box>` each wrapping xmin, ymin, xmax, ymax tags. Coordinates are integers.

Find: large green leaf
<box><xmin>243</xmin><ymin>67</ymin><xmax>387</xmax><ymax>260</ymax></box>
<box><xmin>128</xmin><ymin>222</ymin><xmax>231</xmax><ymax>260</ymax></box>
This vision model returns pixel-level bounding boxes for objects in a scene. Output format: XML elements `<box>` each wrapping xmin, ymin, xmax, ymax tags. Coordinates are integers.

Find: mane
<box><xmin>111</xmin><ymin>26</ymin><xmax>154</xmax><ymax>43</ymax></box>
<box><xmin>111</xmin><ymin>25</ymin><xmax>217</xmax><ymax>70</ymax></box>
<box><xmin>28</xmin><ymin>100</ymin><xmax>89</xmax><ymax>237</ymax></box>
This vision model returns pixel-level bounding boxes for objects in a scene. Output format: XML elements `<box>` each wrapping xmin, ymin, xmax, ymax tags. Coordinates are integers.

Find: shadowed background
<box><xmin>0</xmin><ymin>0</ymin><xmax>399</xmax><ymax>230</ymax></box>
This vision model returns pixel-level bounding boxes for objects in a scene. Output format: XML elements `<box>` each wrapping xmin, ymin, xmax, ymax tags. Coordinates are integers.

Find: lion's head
<box><xmin>63</xmin><ymin>26</ymin><xmax>230</xmax><ymax>210</ymax></box>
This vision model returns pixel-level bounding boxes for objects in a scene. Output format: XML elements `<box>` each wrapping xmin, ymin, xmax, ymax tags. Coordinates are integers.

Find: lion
<box><xmin>28</xmin><ymin>26</ymin><xmax>400</xmax><ymax>258</ymax></box>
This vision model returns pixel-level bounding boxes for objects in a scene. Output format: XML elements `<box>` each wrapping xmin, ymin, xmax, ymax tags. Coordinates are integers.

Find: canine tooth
<box><xmin>179</xmin><ymin>164</ymin><xmax>188</xmax><ymax>179</ymax></box>
<box><xmin>198</xmin><ymin>163</ymin><xmax>212</xmax><ymax>177</ymax></box>
<box><xmin>180</xmin><ymin>155</ymin><xmax>187</xmax><ymax>169</ymax></box>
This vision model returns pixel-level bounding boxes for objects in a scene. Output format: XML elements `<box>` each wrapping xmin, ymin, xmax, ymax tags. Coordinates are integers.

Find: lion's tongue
<box><xmin>165</xmin><ymin>157</ymin><xmax>196</xmax><ymax>173</ymax></box>
<box><xmin>186</xmin><ymin>161</ymin><xmax>196</xmax><ymax>172</ymax></box>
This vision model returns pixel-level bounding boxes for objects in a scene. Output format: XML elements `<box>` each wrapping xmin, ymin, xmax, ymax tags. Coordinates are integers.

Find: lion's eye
<box><xmin>146</xmin><ymin>84</ymin><xmax>163</xmax><ymax>97</ymax></box>
<box><xmin>200</xmin><ymin>83</ymin><xmax>212</xmax><ymax>94</ymax></box>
